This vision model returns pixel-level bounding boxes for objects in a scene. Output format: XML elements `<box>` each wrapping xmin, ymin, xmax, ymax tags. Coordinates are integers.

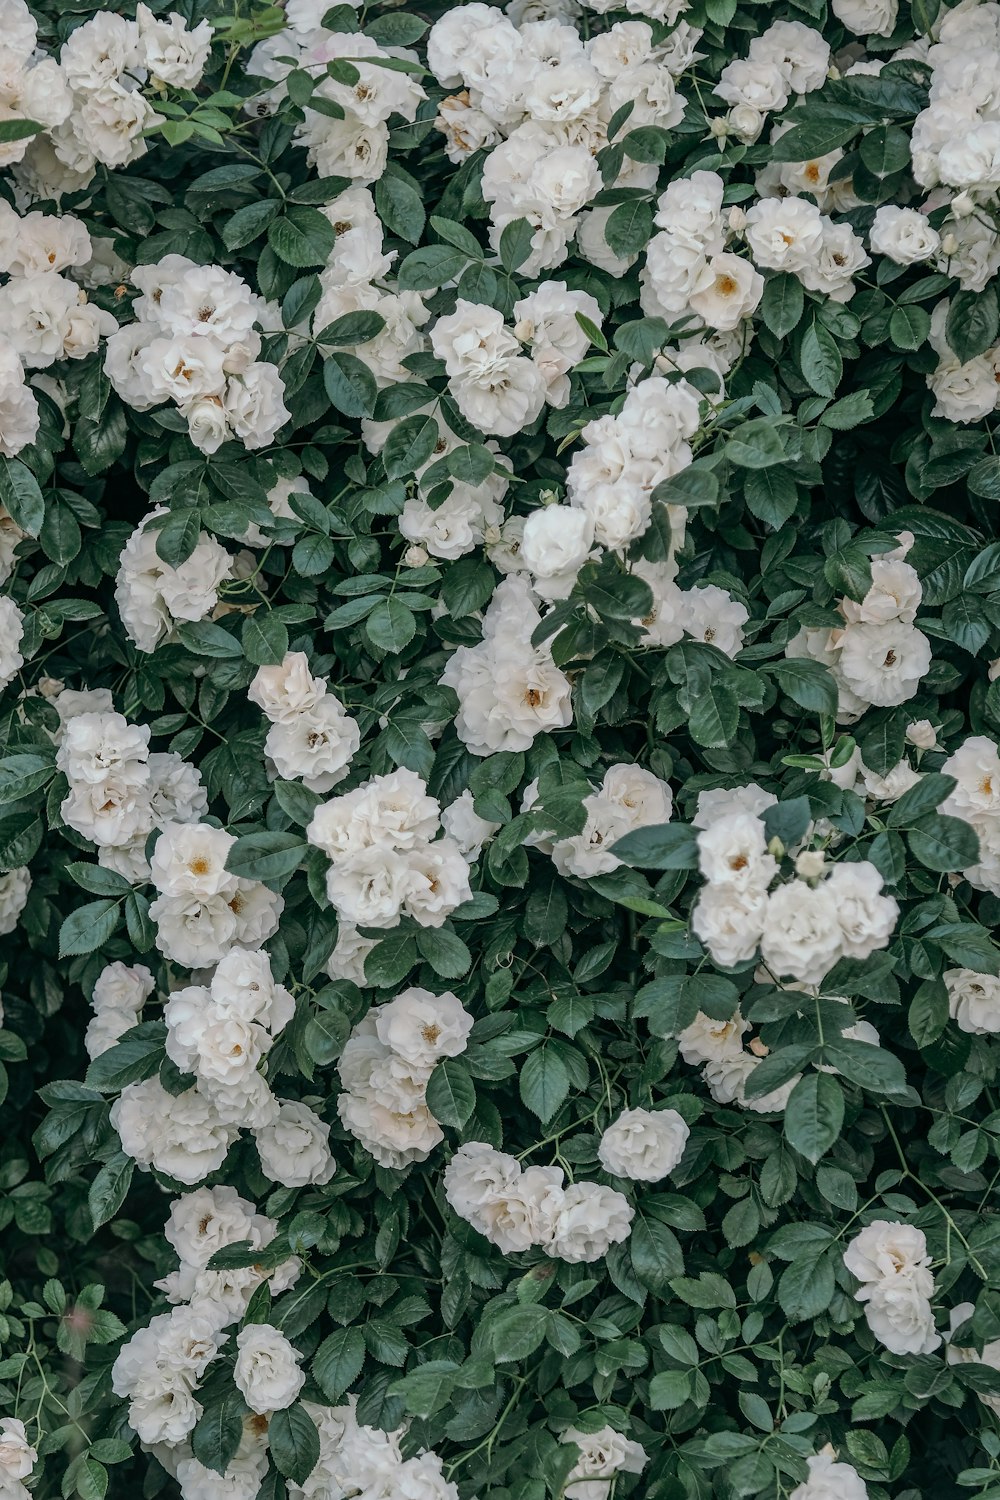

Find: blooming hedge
<box><xmin>5</xmin><ymin>0</ymin><xmax>1000</xmax><ymax>1497</ymax></box>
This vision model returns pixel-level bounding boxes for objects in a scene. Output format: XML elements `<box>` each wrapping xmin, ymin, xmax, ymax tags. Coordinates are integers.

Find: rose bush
<box><xmin>3</xmin><ymin>0</ymin><xmax>1000</xmax><ymax>1497</ymax></box>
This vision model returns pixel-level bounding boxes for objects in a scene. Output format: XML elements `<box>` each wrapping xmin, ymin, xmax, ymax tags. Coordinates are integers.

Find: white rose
<box><xmin>945</xmin><ymin>968</ymin><xmax>1000</xmax><ymax>1034</ymax></box>
<box><xmin>688</xmin><ymin>253</ymin><xmax>764</xmax><ymax>331</ymax></box>
<box><xmin>542</xmin><ymin>1181</ymin><xmax>634</xmax><ymax>1262</ymax></box>
<box><xmin>598</xmin><ymin>1107</ymin><xmax>689</xmax><ymax>1181</ymax></box>
<box><xmin>832</xmin><ymin>0</ymin><xmax>897</xmax><ymax>36</ymax></box>
<box><xmin>870</xmin><ymin>206</ymin><xmax>940</xmax><ymax>265</ymax></box>
<box><xmin>520</xmin><ymin>505</ymin><xmax>595</xmax><ymax>582</ymax></box>
<box><xmin>843</xmin><ymin>1221</ymin><xmax>932</xmax><ymax>1284</ymax></box>
<box><xmin>692</xmin><ymin>885</ymin><xmax>769</xmax><ymax>968</ymax></box>
<box><xmin>255</xmin><ymin>1101</ymin><xmax>336</xmax><ymax>1186</ymax></box>
<box><xmin>790</xmin><ymin>1448</ymin><xmax>868</xmax><ymax>1500</ymax></box>
<box><xmin>760</xmin><ymin>880</ymin><xmax>843</xmax><ymax>986</ymax></box>
<box><xmin>0</xmin><ymin>1419</ymin><xmax>35</xmax><ymax>1482</ymax></box>
<box><xmin>824</xmin><ymin>862</ymin><xmax>898</xmax><ymax>960</ymax></box>
<box><xmin>234</xmin><ymin>1325</ymin><xmax>304</xmax><ymax>1413</ymax></box>
<box><xmin>836</xmin><ymin>621</ymin><xmax>932</xmax><ymax>708</ymax></box>
<box><xmin>697</xmin><ymin>813</ymin><xmax>777</xmax><ymax>892</ymax></box>
<box><xmin>860</xmin><ymin>1269</ymin><xmax>941</xmax><ymax>1355</ymax></box>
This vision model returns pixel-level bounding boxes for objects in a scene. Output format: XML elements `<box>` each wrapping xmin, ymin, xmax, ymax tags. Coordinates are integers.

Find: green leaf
<box><xmin>366</xmin><ymin>597</ymin><xmax>416</xmax><ymax>653</ymax></box>
<box><xmin>769</xmin><ymin>658</ymin><xmax>839</xmax><ymax>717</ymax></box>
<box><xmin>908</xmin><ymin>813</ymin><xmax>979</xmax><ymax>873</ymax></box>
<box><xmin>59</xmin><ymin>899</ymin><xmax>121</xmax><ymax>958</ymax></box>
<box><xmin>604</xmin><ymin>198</ymin><xmax>654</xmax><ymax>258</ymax></box>
<box><xmin>784</xmin><ymin>1073</ymin><xmax>844</xmax><ymax>1165</ymax></box>
<box><xmin>222</xmin><ymin>198</ymin><xmax>281</xmax><ymax>251</ymax></box>
<box><xmin>631</xmin><ymin>1214</ymin><xmax>684</xmax><ymax>1293</ymax></box>
<box><xmin>0</xmin><ymin>753</ymin><xmax>54</xmax><ymax>802</ymax></box>
<box><xmin>425</xmin><ymin>1059</ymin><xmax>476</xmax><ymax>1128</ymax></box>
<box><xmin>687</xmin><ymin>682</ymin><xmax>739</xmax><ymax>748</ymax></box>
<box><xmin>314</xmin><ymin>1326</ymin><xmax>365</xmax><ymax>1403</ymax></box>
<box><xmin>519</xmin><ymin>1045</ymin><xmax>569</xmax><ymax>1124</ymax></box>
<box><xmin>0</xmin><ymin>119</ymin><xmax>43</xmax><ymax>144</ymax></box>
<box><xmin>909</xmin><ymin>978</ymin><xmax>949</xmax><ymax>1047</ymax></box>
<box><xmin>269</xmin><ymin>1404</ymin><xmax>320</xmax><ymax>1486</ymax></box>
<box><xmin>613</xmin><ymin>822</ymin><xmax>699</xmax><ymax>870</ymax></box>
<box><xmin>84</xmin><ymin>1024</ymin><xmax>166</xmax><ymax>1092</ymax></box>
<box><xmin>800</xmin><ymin>321</ymin><xmax>843</xmax><ymax>398</ymax></box>
<box><xmin>191</xmin><ymin>1390</ymin><xmax>246</xmax><ymax>1476</ymax></box>
<box><xmin>498</xmin><ymin>217</ymin><xmax>535</xmax><ymax>272</ymax></box>
<box><xmin>822</xmin><ymin>1038</ymin><xmax>907</xmax><ymax>1094</ymax></box>
<box><xmin>323</xmin><ymin>352</ymin><xmax>378</xmax><ymax>418</ymax></box>
<box><xmin>382</xmin><ymin>415</ymin><xmax>439</xmax><ymax>480</ymax></box>
<box><xmin>885</xmin><ymin>772</ymin><xmax>955</xmax><ymax>826</ymax></box>
<box><xmin>493</xmin><ymin>1304</ymin><xmax>549</xmax><ymax>1362</ymax></box>
<box><xmin>0</xmin><ymin>457</ymin><xmax>43</xmax><ymax>536</ymax></box>
<box><xmin>649</xmin><ymin>1369</ymin><xmax>694</xmax><ymax>1410</ymax></box>
<box><xmin>88</xmin><ymin>1153</ymin><xmax>134</xmax><ymax>1229</ymax></box>
<box><xmin>375</xmin><ymin>171</ymin><xmax>426</xmax><ymax>244</ymax></box>
<box><xmin>947</xmin><ymin>286</ymin><xmax>999</xmax><ymax>363</ymax></box>
<box><xmin>397</xmin><ymin>245</ymin><xmax>470</xmax><ymax>291</ymax></box>
<box><xmin>226</xmin><ymin>831</ymin><xmax>306</xmax><ymax>881</ymax></box>
<box><xmin>760</xmin><ymin>274</ymin><xmax>803</xmax><ymax>338</ymax></box>
<box><xmin>242</xmin><ymin>612</ymin><xmax>290</xmax><ymax>666</ymax></box>
<box><xmin>268</xmin><ymin>206</ymin><xmax>336</xmax><ymax>267</ymax></box>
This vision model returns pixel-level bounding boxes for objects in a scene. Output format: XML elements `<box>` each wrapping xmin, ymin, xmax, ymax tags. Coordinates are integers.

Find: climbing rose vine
<box><xmin>4</xmin><ymin>0</ymin><xmax>1000</xmax><ymax>1497</ymax></box>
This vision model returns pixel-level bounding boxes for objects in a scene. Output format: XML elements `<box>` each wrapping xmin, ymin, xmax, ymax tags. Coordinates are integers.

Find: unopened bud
<box><xmin>796</xmin><ymin>850</ymin><xmax>826</xmax><ymax>879</ymax></box>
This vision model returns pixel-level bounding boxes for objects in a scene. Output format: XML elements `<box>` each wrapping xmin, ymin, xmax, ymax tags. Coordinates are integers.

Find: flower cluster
<box><xmin>843</xmin><ymin>1221</ymin><xmax>941</xmax><ymax>1357</ymax></box>
<box><xmin>104</xmin><ymin>257</ymin><xmax>288</xmax><ymax>453</ymax></box>
<box><xmin>428</xmin><ymin>5</ymin><xmax>691</xmax><ymax>274</ymax></box>
<box><xmin>249</xmin><ymin>652</ymin><xmax>360</xmax><ymax>793</ymax></box>
<box><xmin>444</xmin><ymin>1141</ymin><xmax>634</xmax><ymax>1262</ymax></box>
<box><xmin>691</xmin><ymin>804</ymin><xmax>898</xmax><ymax>984</ymax></box>
<box><xmin>787</xmin><ymin>540</ymin><xmax>932</xmax><ymax>717</ymax></box>
<box><xmin>307</xmin><ymin>767</ymin><xmax>472</xmax><ymax>929</ymax></box>
<box><xmin>338</xmin><ymin>987</ymin><xmax>474</xmax><ymax>1167</ymax></box>
<box><xmin>293</xmin><ymin>1399</ymin><xmax>458</xmax><ymax>1500</ymax></box>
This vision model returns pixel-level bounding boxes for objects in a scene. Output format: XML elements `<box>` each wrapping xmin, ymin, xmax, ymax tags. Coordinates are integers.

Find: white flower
<box><xmin>836</xmin><ymin>621</ymin><xmax>932</xmax><ymax>708</ymax></box>
<box><xmin>562</xmin><ymin>1425</ymin><xmax>647</xmax><ymax>1499</ymax></box>
<box><xmin>790</xmin><ymin>1449</ymin><xmax>868</xmax><ymax>1500</ymax></box>
<box><xmin>861</xmin><ymin>1269</ymin><xmax>940</xmax><ymax>1355</ymax></box>
<box><xmin>688</xmin><ymin>253</ymin><xmax>764</xmax><ymax>331</ymax></box>
<box><xmin>843</xmin><ymin>1221</ymin><xmax>932</xmax><ymax>1284</ymax></box>
<box><xmin>677</xmin><ymin>1010</ymin><xmax>748</xmax><ymax>1065</ymax></box>
<box><xmin>374</xmin><ymin>988</ymin><xmax>474</xmax><ymax>1069</ymax></box>
<box><xmin>760</xmin><ymin>880</ymin><xmax>843</xmax><ymax>986</ymax></box>
<box><xmin>698</xmin><ymin>813</ymin><xmax>777</xmax><ymax>892</ymax></box>
<box><xmin>520</xmin><ymin>504</ymin><xmax>594</xmax><ymax>593</ymax></box>
<box><xmin>164</xmin><ymin>1185</ymin><xmax>273</xmax><ymax>1270</ymax></box>
<box><xmin>745</xmin><ymin>197</ymin><xmax>824</xmax><ymax>273</ymax></box>
<box><xmin>0</xmin><ymin>866</ymin><xmax>30</xmax><ymax>937</ymax></box>
<box><xmin>136</xmin><ymin>4</ymin><xmax>213</xmax><ymax>88</ymax></box>
<box><xmin>441</xmin><ymin>791</ymin><xmax>500</xmax><ymax>862</ymax></box>
<box><xmin>542</xmin><ymin>1181</ymin><xmax>634</xmax><ymax>1262</ymax></box>
<box><xmin>111</xmin><ymin>1078</ymin><xmax>239</xmax><ymax>1185</ymax></box>
<box><xmin>255</xmin><ymin>1100</ymin><xmax>335</xmax><ymax>1187</ymax></box>
<box><xmin>945</xmin><ymin>968</ymin><xmax>1000</xmax><ymax>1034</ymax></box>
<box><xmin>598</xmin><ymin>1107</ymin><xmax>689</xmax><ymax>1181</ymax></box>
<box><xmin>947</xmin><ymin>1303</ymin><xmax>1000</xmax><ymax>1417</ymax></box>
<box><xmin>906</xmin><ymin>720</ymin><xmax>938</xmax><ymax>751</ymax></box>
<box><xmin>870</xmin><ymin>206</ymin><xmax>940</xmax><ymax>265</ymax></box>
<box><xmin>0</xmin><ymin>595</ymin><xmax>24</xmax><ymax>689</ymax></box>
<box><xmin>825</xmin><ymin>862</ymin><xmax>898</xmax><ymax>960</ymax></box>
<box><xmin>832</xmin><ymin>0</ymin><xmax>897</xmax><ymax>37</ymax></box>
<box><xmin>0</xmin><ymin>1419</ymin><xmax>35</xmax><ymax>1484</ymax></box>
<box><xmin>692</xmin><ymin>885</ymin><xmax>768</xmax><ymax>968</ymax></box>
<box><xmin>150</xmin><ymin>821</ymin><xmax>235</xmax><ymax>899</ymax></box>
<box><xmin>234</xmin><ymin>1325</ymin><xmax>305</xmax><ymax>1413</ymax></box>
